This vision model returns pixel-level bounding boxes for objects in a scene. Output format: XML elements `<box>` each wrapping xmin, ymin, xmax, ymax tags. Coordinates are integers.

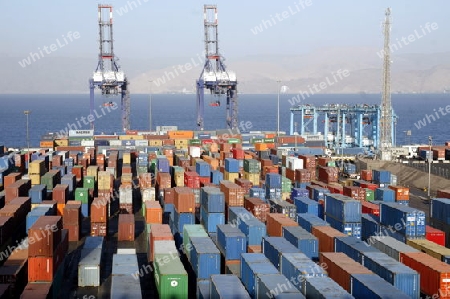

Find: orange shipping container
<box><xmin>244</xmin><ymin>197</ymin><xmax>270</xmax><ymax>222</ymax></box>
<box><xmin>312</xmin><ymin>226</ymin><xmax>347</xmax><ymax>253</ymax></box>
<box><xmin>173</xmin><ymin>187</ymin><xmax>195</xmax><ymax>213</ymax></box>
<box><xmin>400</xmin><ymin>252</ymin><xmax>450</xmax><ymax>298</ymax></box>
<box><xmin>91</xmin><ymin>198</ymin><xmax>108</xmax><ymax>223</ymax></box>
<box><xmin>320</xmin><ymin>252</ymin><xmax>373</xmax><ymax>293</ymax></box>
<box><xmin>254</xmin><ymin>143</ymin><xmax>268</xmax><ymax>151</ymax></box>
<box><xmin>157</xmin><ymin>172</ymin><xmax>172</xmax><ymax>189</ymax></box>
<box><xmin>4</xmin><ymin>173</ymin><xmax>21</xmax><ymax>189</ymax></box>
<box><xmin>168</xmin><ymin>131</ymin><xmax>194</xmax><ymax>139</ymax></box>
<box><xmin>145</xmin><ymin>201</ymin><xmax>163</xmax><ymax>224</ymax></box>
<box><xmin>149</xmin><ymin>224</ymin><xmax>174</xmax><ymax>262</ymax></box>
<box><xmin>248</xmin><ymin>245</ymin><xmax>262</xmax><ymax>253</ymax></box>
<box><xmin>295</xmin><ymin>169</ymin><xmax>312</xmax><ymax>183</ymax></box>
<box><xmin>266</xmin><ymin>213</ymin><xmax>298</xmax><ymax>237</ymax></box>
<box><xmin>118</xmin><ymin>214</ymin><xmax>135</xmax><ymax>241</ymax></box>
<box><xmin>388</xmin><ymin>185</ymin><xmax>410</xmax><ymax>201</ymax></box>
<box><xmin>360</xmin><ymin>170</ymin><xmax>373</xmax><ymax>182</ymax></box>
<box><xmin>91</xmin><ymin>222</ymin><xmax>107</xmax><ymax>237</ymax></box>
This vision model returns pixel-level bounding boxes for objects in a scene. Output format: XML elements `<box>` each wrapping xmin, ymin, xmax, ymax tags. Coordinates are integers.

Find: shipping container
<box><xmin>334</xmin><ymin>236</ymin><xmax>381</xmax><ymax>264</ymax></box>
<box><xmin>324</xmin><ymin>194</ymin><xmax>361</xmax><ymax>223</ymax></box>
<box><xmin>388</xmin><ymin>185</ymin><xmax>410</xmax><ymax>201</ymax></box>
<box><xmin>240</xmin><ymin>253</ymin><xmax>279</xmax><ymax>297</ymax></box>
<box><xmin>210</xmin><ymin>274</ymin><xmax>250</xmax><ymax>298</ymax></box>
<box><xmin>200</xmin><ymin>187</ymin><xmax>225</xmax><ymax>213</ymax></box>
<box><xmin>368</xmin><ymin>236</ymin><xmax>419</xmax><ymax>261</ymax></box>
<box><xmin>217</xmin><ymin>224</ymin><xmax>246</xmax><ymax>260</ymax></box>
<box><xmin>406</xmin><ymin>238</ymin><xmax>450</xmax><ymax>264</ymax></box>
<box><xmin>302</xmin><ymin>276</ymin><xmax>354</xmax><ymax>298</ymax></box>
<box><xmin>266</xmin><ymin>213</ymin><xmax>298</xmax><ymax>237</ymax></box>
<box><xmin>431</xmin><ymin>198</ymin><xmax>450</xmax><ymax>224</ymax></box>
<box><xmin>350</xmin><ymin>273</ymin><xmax>412</xmax><ymax>299</ymax></box>
<box><xmin>256</xmin><ymin>273</ymin><xmax>304</xmax><ymax>298</ymax></box>
<box><xmin>269</xmin><ymin>200</ymin><xmax>297</xmax><ymax>221</ymax></box>
<box><xmin>110</xmin><ymin>272</ymin><xmax>142</xmax><ymax>299</ymax></box>
<box><xmin>173</xmin><ymin>209</ymin><xmax>195</xmax><ymax>236</ymax></box>
<box><xmin>28</xmin><ymin>216</ymin><xmax>63</xmax><ymax>257</ymax></box>
<box><xmin>153</xmin><ymin>253</ymin><xmax>188</xmax><ymax>299</ymax></box>
<box><xmin>294</xmin><ymin>196</ymin><xmax>318</xmax><ymax>217</ymax></box>
<box><xmin>361</xmin><ymin>214</ymin><xmax>380</xmax><ymax>242</ymax></box>
<box><xmin>91</xmin><ymin>197</ymin><xmax>108</xmax><ymax>223</ymax></box>
<box><xmin>375</xmin><ymin>187</ymin><xmax>395</xmax><ymax>202</ymax></box>
<box><xmin>78</xmin><ymin>248</ymin><xmax>102</xmax><ymax>286</ymax></box>
<box><xmin>263</xmin><ymin>237</ymin><xmax>302</xmax><ymax>270</ymax></box>
<box><xmin>372</xmin><ymin>170</ymin><xmax>391</xmax><ymax>184</ymax></box>
<box><xmin>282</xmin><ymin>226</ymin><xmax>319</xmax><ymax>260</ymax></box>
<box><xmin>280</xmin><ymin>252</ymin><xmax>327</xmax><ymax>287</ymax></box>
<box><xmin>189</xmin><ymin>237</ymin><xmax>221</xmax><ymax>279</ymax></box>
<box><xmin>379</xmin><ymin>202</ymin><xmax>426</xmax><ymax>238</ymax></box>
<box><xmin>426</xmin><ymin>225</ymin><xmax>446</xmax><ymax>246</ymax></box>
<box><xmin>200</xmin><ymin>207</ymin><xmax>225</xmax><ymax>233</ymax></box>
<box><xmin>237</xmin><ymin>215</ymin><xmax>266</xmax><ymax>246</ymax></box>
<box><xmin>312</xmin><ymin>225</ymin><xmax>347</xmax><ymax>253</ymax></box>
<box><xmin>118</xmin><ymin>214</ymin><xmax>135</xmax><ymax>241</ymax></box>
<box><xmin>297</xmin><ymin>213</ymin><xmax>330</xmax><ymax>233</ymax></box>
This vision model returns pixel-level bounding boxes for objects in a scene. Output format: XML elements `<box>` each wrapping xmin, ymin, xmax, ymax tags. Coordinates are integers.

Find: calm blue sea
<box><xmin>0</xmin><ymin>93</ymin><xmax>449</xmax><ymax>148</ymax></box>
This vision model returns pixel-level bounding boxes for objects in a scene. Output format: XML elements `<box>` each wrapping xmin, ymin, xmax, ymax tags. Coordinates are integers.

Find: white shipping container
<box><xmin>109</xmin><ymin>140</ymin><xmax>122</xmax><ymax>147</ymax></box>
<box><xmin>81</xmin><ymin>140</ymin><xmax>95</xmax><ymax>147</ymax></box>
<box><xmin>78</xmin><ymin>248</ymin><xmax>102</xmax><ymax>287</ymax></box>
<box><xmin>69</xmin><ymin>129</ymin><xmax>94</xmax><ymax>137</ymax></box>
<box><xmin>135</xmin><ymin>140</ymin><xmax>149</xmax><ymax>147</ymax></box>
<box><xmin>141</xmin><ymin>187</ymin><xmax>156</xmax><ymax>202</ymax></box>
<box><xmin>153</xmin><ymin>240</ymin><xmax>178</xmax><ymax>256</ymax></box>
<box><xmin>106</xmin><ymin>167</ymin><xmax>117</xmax><ymax>179</ymax></box>
<box><xmin>189</xmin><ymin>146</ymin><xmax>201</xmax><ymax>158</ymax></box>
<box><xmin>119</xmin><ymin>186</ymin><xmax>133</xmax><ymax>204</ymax></box>
<box><xmin>288</xmin><ymin>157</ymin><xmax>304</xmax><ymax>170</ymax></box>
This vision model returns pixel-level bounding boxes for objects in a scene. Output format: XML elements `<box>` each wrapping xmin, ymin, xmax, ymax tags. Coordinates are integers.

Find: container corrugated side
<box><xmin>293</xmin><ymin>196</ymin><xmax>319</xmax><ymax>216</ymax></box>
<box><xmin>238</xmin><ymin>216</ymin><xmax>266</xmax><ymax>246</ymax></box>
<box><xmin>302</xmin><ymin>276</ymin><xmax>354</xmax><ymax>299</ymax></box>
<box><xmin>210</xmin><ymin>274</ymin><xmax>251</xmax><ymax>298</ymax></box>
<box><xmin>361</xmin><ymin>214</ymin><xmax>380</xmax><ymax>242</ymax></box>
<box><xmin>83</xmin><ymin>236</ymin><xmax>104</xmax><ymax>250</ymax></box>
<box><xmin>406</xmin><ymin>237</ymin><xmax>450</xmax><ymax>264</ymax></box>
<box><xmin>190</xmin><ymin>237</ymin><xmax>220</xmax><ymax>280</ymax></box>
<box><xmin>350</xmin><ymin>273</ymin><xmax>412</xmax><ymax>299</ymax></box>
<box><xmin>297</xmin><ymin>213</ymin><xmax>329</xmax><ymax>233</ymax></box>
<box><xmin>240</xmin><ymin>253</ymin><xmax>278</xmax><ymax>297</ymax></box>
<box><xmin>282</xmin><ymin>226</ymin><xmax>319</xmax><ymax>261</ymax></box>
<box><xmin>112</xmin><ymin>254</ymin><xmax>139</xmax><ymax>276</ymax></box>
<box><xmin>362</xmin><ymin>251</ymin><xmax>420</xmax><ymax>299</ymax></box>
<box><xmin>154</xmin><ymin>253</ymin><xmax>188</xmax><ymax>298</ymax></box>
<box><xmin>197</xmin><ymin>279</ymin><xmax>210</xmax><ymax>299</ymax></box>
<box><xmin>324</xmin><ymin>194</ymin><xmax>361</xmax><ymax>222</ymax></box>
<box><xmin>200</xmin><ymin>207</ymin><xmax>225</xmax><ymax>233</ymax></box>
<box><xmin>182</xmin><ymin>224</ymin><xmax>208</xmax><ymax>258</ymax></box>
<box><xmin>78</xmin><ymin>248</ymin><xmax>102</xmax><ymax>287</ymax></box>
<box><xmin>379</xmin><ymin>202</ymin><xmax>426</xmax><ymax>237</ymax></box>
<box><xmin>111</xmin><ymin>275</ymin><xmax>142</xmax><ymax>299</ymax></box>
<box><xmin>256</xmin><ymin>273</ymin><xmax>304</xmax><ymax>298</ymax></box>
<box><xmin>217</xmin><ymin>224</ymin><xmax>247</xmax><ymax>260</ymax></box>
<box><xmin>262</xmin><ymin>237</ymin><xmax>301</xmax><ymax>270</ymax></box>
<box><xmin>325</xmin><ymin>215</ymin><xmax>361</xmax><ymax>239</ymax></box>
<box><xmin>280</xmin><ymin>252</ymin><xmax>327</xmax><ymax>285</ymax></box>
<box><xmin>431</xmin><ymin>198</ymin><xmax>450</xmax><ymax>223</ymax></box>
<box><xmin>368</xmin><ymin>236</ymin><xmax>419</xmax><ymax>262</ymax></box>
<box><xmin>334</xmin><ymin>236</ymin><xmax>381</xmax><ymax>264</ymax></box>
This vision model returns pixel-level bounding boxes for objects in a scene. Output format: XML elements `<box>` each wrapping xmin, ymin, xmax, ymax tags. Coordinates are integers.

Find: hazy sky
<box><xmin>2</xmin><ymin>1</ymin><xmax>447</xmax><ymax>60</ymax></box>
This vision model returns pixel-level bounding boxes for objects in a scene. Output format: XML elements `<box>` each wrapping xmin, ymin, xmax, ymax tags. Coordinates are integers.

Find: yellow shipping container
<box><xmin>29</xmin><ymin>174</ymin><xmax>41</xmax><ymax>185</ymax></box>
<box><xmin>123</xmin><ymin>152</ymin><xmax>131</xmax><ymax>165</ymax></box>
<box><xmin>174</xmin><ymin>172</ymin><xmax>184</xmax><ymax>187</ymax></box>
<box><xmin>282</xmin><ymin>192</ymin><xmax>290</xmax><ymax>200</ymax></box>
<box><xmin>98</xmin><ymin>171</ymin><xmax>112</xmax><ymax>190</ymax></box>
<box><xmin>406</xmin><ymin>238</ymin><xmax>450</xmax><ymax>262</ymax></box>
<box><xmin>244</xmin><ymin>172</ymin><xmax>260</xmax><ymax>186</ymax></box>
<box><xmin>87</xmin><ymin>166</ymin><xmax>99</xmax><ymax>180</ymax></box>
<box><xmin>121</xmin><ymin>173</ymin><xmax>133</xmax><ymax>184</ymax></box>
<box><xmin>40</xmin><ymin>141</ymin><xmax>54</xmax><ymax>149</ymax></box>
<box><xmin>54</xmin><ymin>139</ymin><xmax>69</xmax><ymax>146</ymax></box>
<box><xmin>148</xmin><ymin>140</ymin><xmax>163</xmax><ymax>147</ymax></box>
<box><xmin>29</xmin><ymin>160</ymin><xmax>46</xmax><ymax>175</ymax></box>
<box><xmin>224</xmin><ymin>171</ymin><xmax>240</xmax><ymax>182</ymax></box>
<box><xmin>118</xmin><ymin>135</ymin><xmax>144</xmax><ymax>140</ymax></box>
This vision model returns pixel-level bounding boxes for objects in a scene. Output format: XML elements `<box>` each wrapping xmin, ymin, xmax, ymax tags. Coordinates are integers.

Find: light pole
<box><xmin>148</xmin><ymin>80</ymin><xmax>153</xmax><ymax>132</ymax></box>
<box><xmin>294</xmin><ymin>122</ymin><xmax>298</xmax><ymax>151</ymax></box>
<box><xmin>277</xmin><ymin>80</ymin><xmax>281</xmax><ymax>136</ymax></box>
<box><xmin>24</xmin><ymin>110</ymin><xmax>31</xmax><ymax>153</ymax></box>
<box><xmin>428</xmin><ymin>135</ymin><xmax>432</xmax><ymax>197</ymax></box>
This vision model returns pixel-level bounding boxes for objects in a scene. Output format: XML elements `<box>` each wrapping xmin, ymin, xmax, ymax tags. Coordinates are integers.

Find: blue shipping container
<box><xmin>362</xmin><ymin>252</ymin><xmax>420</xmax><ymax>298</ymax></box>
<box><xmin>372</xmin><ymin>170</ymin><xmax>391</xmax><ymax>184</ymax></box>
<box><xmin>375</xmin><ymin>188</ymin><xmax>395</xmax><ymax>202</ymax></box>
<box><xmin>217</xmin><ymin>225</ymin><xmax>246</xmax><ymax>260</ymax></box>
<box><xmin>282</xmin><ymin>226</ymin><xmax>319</xmax><ymax>260</ymax></box>
<box><xmin>380</xmin><ymin>202</ymin><xmax>426</xmax><ymax>237</ymax></box>
<box><xmin>201</xmin><ymin>188</ymin><xmax>225</xmax><ymax>213</ymax></box>
<box><xmin>210</xmin><ymin>170</ymin><xmax>223</xmax><ymax>185</ymax></box>
<box><xmin>324</xmin><ymin>194</ymin><xmax>361</xmax><ymax>222</ymax></box>
<box><xmin>334</xmin><ymin>236</ymin><xmax>381</xmax><ymax>264</ymax></box>
<box><xmin>263</xmin><ymin>237</ymin><xmax>301</xmax><ymax>270</ymax></box>
<box><xmin>361</xmin><ymin>214</ymin><xmax>380</xmax><ymax>242</ymax></box>
<box><xmin>294</xmin><ymin>196</ymin><xmax>319</xmax><ymax>216</ymax></box>
<box><xmin>297</xmin><ymin>213</ymin><xmax>329</xmax><ymax>233</ymax></box>
<box><xmin>228</xmin><ymin>207</ymin><xmax>253</xmax><ymax>226</ymax></box>
<box><xmin>240</xmin><ymin>253</ymin><xmax>278</xmax><ymax>297</ymax></box>
<box><xmin>156</xmin><ymin>158</ymin><xmax>170</xmax><ymax>173</ymax></box>
<box><xmin>210</xmin><ymin>275</ymin><xmax>251</xmax><ymax>299</ymax></box>
<box><xmin>238</xmin><ymin>217</ymin><xmax>266</xmax><ymax>246</ymax></box>
<box><xmin>224</xmin><ymin>158</ymin><xmax>240</xmax><ymax>173</ymax></box>
<box><xmin>200</xmin><ymin>207</ymin><xmax>225</xmax><ymax>233</ymax></box>
<box><xmin>173</xmin><ymin>210</ymin><xmax>195</xmax><ymax>236</ymax></box>
<box><xmin>291</xmin><ymin>188</ymin><xmax>309</xmax><ymax>199</ymax></box>
<box><xmin>350</xmin><ymin>273</ymin><xmax>411</xmax><ymax>299</ymax></box>
<box><xmin>250</xmin><ymin>187</ymin><xmax>266</xmax><ymax>201</ymax></box>
<box><xmin>29</xmin><ymin>184</ymin><xmax>47</xmax><ymax>204</ymax></box>
<box><xmin>26</xmin><ymin>207</ymin><xmax>52</xmax><ymax>232</ymax></box>
<box><xmin>303</xmin><ymin>276</ymin><xmax>354</xmax><ymax>299</ymax></box>
<box><xmin>197</xmin><ymin>280</ymin><xmax>210</xmax><ymax>299</ymax></box>
<box><xmin>311</xmin><ymin>187</ymin><xmax>330</xmax><ymax>202</ymax></box>
<box><xmin>325</xmin><ymin>215</ymin><xmax>361</xmax><ymax>239</ymax></box>
<box><xmin>431</xmin><ymin>198</ymin><xmax>450</xmax><ymax>224</ymax></box>
<box><xmin>196</xmin><ymin>161</ymin><xmax>211</xmax><ymax>177</ymax></box>
<box><xmin>266</xmin><ymin>173</ymin><xmax>282</xmax><ymax>189</ymax></box>
<box><xmin>190</xmin><ymin>237</ymin><xmax>221</xmax><ymax>279</ymax></box>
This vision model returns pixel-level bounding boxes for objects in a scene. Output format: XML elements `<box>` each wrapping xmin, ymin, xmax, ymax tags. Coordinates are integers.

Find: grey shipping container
<box><xmin>367</xmin><ymin>236</ymin><xmax>419</xmax><ymax>261</ymax></box>
<box><xmin>302</xmin><ymin>276</ymin><xmax>355</xmax><ymax>299</ymax></box>
<box><xmin>112</xmin><ymin>254</ymin><xmax>139</xmax><ymax>276</ymax></box>
<box><xmin>78</xmin><ymin>248</ymin><xmax>102</xmax><ymax>287</ymax></box>
<box><xmin>256</xmin><ymin>273</ymin><xmax>305</xmax><ymax>298</ymax></box>
<box><xmin>210</xmin><ymin>274</ymin><xmax>251</xmax><ymax>298</ymax></box>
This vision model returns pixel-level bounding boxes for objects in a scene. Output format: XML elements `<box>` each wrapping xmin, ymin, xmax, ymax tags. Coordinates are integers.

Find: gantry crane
<box><xmin>196</xmin><ymin>4</ymin><xmax>238</xmax><ymax>131</ymax></box>
<box><xmin>89</xmin><ymin>4</ymin><xmax>130</xmax><ymax>132</ymax></box>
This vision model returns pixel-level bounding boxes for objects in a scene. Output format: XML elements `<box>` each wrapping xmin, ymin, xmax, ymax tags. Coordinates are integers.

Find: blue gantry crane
<box><xmin>89</xmin><ymin>4</ymin><xmax>130</xmax><ymax>132</ymax></box>
<box><xmin>196</xmin><ymin>4</ymin><xmax>238</xmax><ymax>131</ymax></box>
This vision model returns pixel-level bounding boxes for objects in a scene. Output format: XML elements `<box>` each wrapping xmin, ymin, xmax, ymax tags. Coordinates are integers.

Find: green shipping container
<box><xmin>263</xmin><ymin>138</ymin><xmax>275</xmax><ymax>143</ymax></box>
<box><xmin>365</xmin><ymin>188</ymin><xmax>375</xmax><ymax>201</ymax></box>
<box><xmin>75</xmin><ymin>187</ymin><xmax>89</xmax><ymax>204</ymax></box>
<box><xmin>251</xmin><ymin>138</ymin><xmax>263</xmax><ymax>144</ymax></box>
<box><xmin>41</xmin><ymin>173</ymin><xmax>56</xmax><ymax>191</ymax></box>
<box><xmin>227</xmin><ymin>138</ymin><xmax>241</xmax><ymax>144</ymax></box>
<box><xmin>327</xmin><ymin>161</ymin><xmax>336</xmax><ymax>167</ymax></box>
<box><xmin>83</xmin><ymin>176</ymin><xmax>95</xmax><ymax>189</ymax></box>
<box><xmin>182</xmin><ymin>225</ymin><xmax>208</xmax><ymax>258</ymax></box>
<box><xmin>137</xmin><ymin>166</ymin><xmax>148</xmax><ymax>175</ymax></box>
<box><xmin>189</xmin><ymin>139</ymin><xmax>202</xmax><ymax>145</ymax></box>
<box><xmin>243</xmin><ymin>159</ymin><xmax>260</xmax><ymax>174</ymax></box>
<box><xmin>281</xmin><ymin>176</ymin><xmax>292</xmax><ymax>193</ymax></box>
<box><xmin>154</xmin><ymin>253</ymin><xmax>188</xmax><ymax>299</ymax></box>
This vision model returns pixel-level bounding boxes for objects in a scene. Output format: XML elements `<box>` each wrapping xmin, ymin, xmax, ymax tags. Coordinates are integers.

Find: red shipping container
<box><xmin>199</xmin><ymin>176</ymin><xmax>210</xmax><ymax>186</ymax></box>
<box><xmin>64</xmin><ymin>223</ymin><xmax>80</xmax><ymax>241</ymax></box>
<box><xmin>52</xmin><ymin>184</ymin><xmax>69</xmax><ymax>204</ymax></box>
<box><xmin>149</xmin><ymin>224</ymin><xmax>174</xmax><ymax>262</ymax></box>
<box><xmin>327</xmin><ymin>183</ymin><xmax>344</xmax><ymax>194</ymax></box>
<box><xmin>312</xmin><ymin>226</ymin><xmax>347</xmax><ymax>253</ymax></box>
<box><xmin>184</xmin><ymin>172</ymin><xmax>200</xmax><ymax>189</ymax></box>
<box><xmin>359</xmin><ymin>182</ymin><xmax>378</xmax><ymax>191</ymax></box>
<box><xmin>118</xmin><ymin>214</ymin><xmax>135</xmax><ymax>241</ymax></box>
<box><xmin>361</xmin><ymin>201</ymin><xmax>380</xmax><ymax>216</ymax></box>
<box><xmin>298</xmin><ymin>155</ymin><xmax>316</xmax><ymax>169</ymax></box>
<box><xmin>232</xmin><ymin>149</ymin><xmax>245</xmax><ymax>160</ymax></box>
<box><xmin>244</xmin><ymin>197</ymin><xmax>270</xmax><ymax>223</ymax></box>
<box><xmin>260</xmin><ymin>159</ymin><xmax>272</xmax><ymax>168</ymax></box>
<box><xmin>220</xmin><ymin>181</ymin><xmax>245</xmax><ymax>207</ymax></box>
<box><xmin>3</xmin><ymin>173</ymin><xmax>21</xmax><ymax>189</ymax></box>
<box><xmin>400</xmin><ymin>252</ymin><xmax>450</xmax><ymax>298</ymax></box>
<box><xmin>437</xmin><ymin>189</ymin><xmax>450</xmax><ymax>199</ymax></box>
<box><xmin>266</xmin><ymin>213</ymin><xmax>298</xmax><ymax>237</ymax></box>
<box><xmin>360</xmin><ymin>170</ymin><xmax>373</xmax><ymax>182</ymax></box>
<box><xmin>173</xmin><ymin>187</ymin><xmax>195</xmax><ymax>213</ymax></box>
<box><xmin>63</xmin><ymin>201</ymin><xmax>81</xmax><ymax>226</ymax></box>
<box><xmin>145</xmin><ymin>201</ymin><xmax>163</xmax><ymax>224</ymax></box>
<box><xmin>5</xmin><ymin>180</ymin><xmax>31</xmax><ymax>203</ymax></box>
<box><xmin>163</xmin><ymin>188</ymin><xmax>175</xmax><ymax>205</ymax></box>
<box><xmin>91</xmin><ymin>222</ymin><xmax>108</xmax><ymax>237</ymax></box>
<box><xmin>285</xmin><ymin>168</ymin><xmax>296</xmax><ymax>182</ymax></box>
<box><xmin>317</xmin><ymin>157</ymin><xmax>331</xmax><ymax>167</ymax></box>
<box><xmin>426</xmin><ymin>225</ymin><xmax>446</xmax><ymax>247</ymax></box>
<box><xmin>28</xmin><ymin>216</ymin><xmax>63</xmax><ymax>257</ymax></box>
<box><xmin>91</xmin><ymin>198</ymin><xmax>108</xmax><ymax>223</ymax></box>
<box><xmin>343</xmin><ymin>186</ymin><xmax>366</xmax><ymax>201</ymax></box>
<box><xmin>295</xmin><ymin>169</ymin><xmax>311</xmax><ymax>183</ymax></box>
<box><xmin>318</xmin><ymin>166</ymin><xmax>339</xmax><ymax>184</ymax></box>
<box><xmin>320</xmin><ymin>252</ymin><xmax>373</xmax><ymax>293</ymax></box>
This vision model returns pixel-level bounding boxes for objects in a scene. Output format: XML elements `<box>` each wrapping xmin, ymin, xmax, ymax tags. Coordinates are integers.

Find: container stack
<box><xmin>91</xmin><ymin>197</ymin><xmax>108</xmax><ymax>237</ymax></box>
<box><xmin>282</xmin><ymin>226</ymin><xmax>319</xmax><ymax>260</ymax></box>
<box><xmin>28</xmin><ymin>160</ymin><xmax>46</xmax><ymax>185</ymax></box>
<box><xmin>388</xmin><ymin>185</ymin><xmax>410</xmax><ymax>204</ymax></box>
<box><xmin>78</xmin><ymin>237</ymin><xmax>104</xmax><ymax>287</ymax></box>
<box><xmin>343</xmin><ymin>186</ymin><xmax>366</xmax><ymax>201</ymax></box>
<box><xmin>196</xmin><ymin>161</ymin><xmax>211</xmax><ymax>186</ymax></box>
<box><xmin>228</xmin><ymin>207</ymin><xmax>266</xmax><ymax>251</ymax></box>
<box><xmin>63</xmin><ymin>201</ymin><xmax>81</xmax><ymax>241</ymax></box>
<box><xmin>324</xmin><ymin>194</ymin><xmax>362</xmax><ymax>238</ymax></box>
<box><xmin>298</xmin><ymin>155</ymin><xmax>316</xmax><ymax>181</ymax></box>
<box><xmin>430</xmin><ymin>198</ymin><xmax>450</xmax><ymax>247</ymax></box>
<box><xmin>318</xmin><ymin>166</ymin><xmax>339</xmax><ymax>184</ymax></box>
<box><xmin>240</xmin><ymin>253</ymin><xmax>279</xmax><ymax>298</ymax></box>
<box><xmin>372</xmin><ymin>170</ymin><xmax>391</xmax><ymax>187</ymax></box>
<box><xmin>52</xmin><ymin>184</ymin><xmax>69</xmax><ymax>215</ymax></box>
<box><xmin>119</xmin><ymin>184</ymin><xmax>132</xmax><ymax>214</ymax></box>
<box><xmin>5</xmin><ymin>179</ymin><xmax>31</xmax><ymax>203</ymax></box>
<box><xmin>74</xmin><ymin>187</ymin><xmax>91</xmax><ymax>217</ymax></box>
<box><xmin>217</xmin><ymin>224</ymin><xmax>247</xmax><ymax>266</ymax></box>
<box><xmin>244</xmin><ymin>197</ymin><xmax>270</xmax><ymax>222</ymax></box>
<box><xmin>171</xmin><ymin>187</ymin><xmax>195</xmax><ymax>243</ymax></box>
<box><xmin>224</xmin><ymin>158</ymin><xmax>240</xmax><ymax>182</ymax></box>
<box><xmin>200</xmin><ymin>187</ymin><xmax>225</xmax><ymax>233</ymax></box>
<box><xmin>28</xmin><ymin>216</ymin><xmax>67</xmax><ymax>283</ymax></box>
<box><xmin>243</xmin><ymin>159</ymin><xmax>260</xmax><ymax>186</ymax></box>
